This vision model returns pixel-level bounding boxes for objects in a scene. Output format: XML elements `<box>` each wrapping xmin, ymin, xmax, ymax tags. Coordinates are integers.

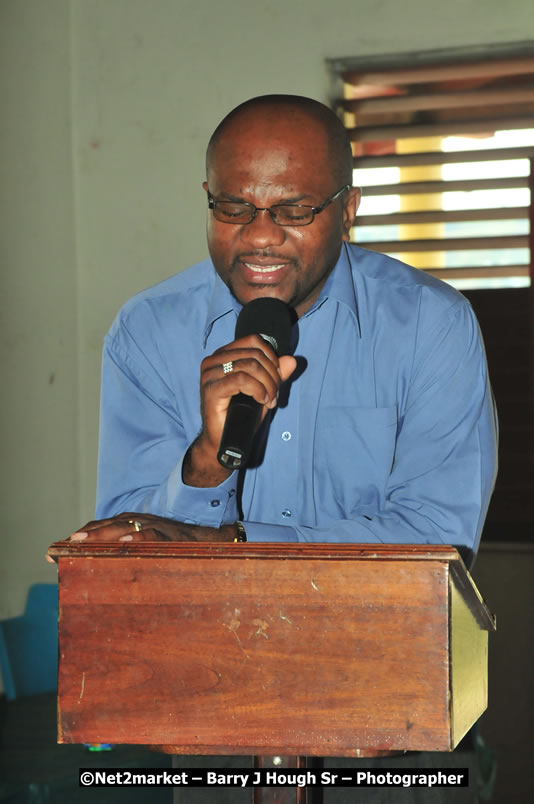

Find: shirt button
<box><xmin>282</xmin><ymin>509</ymin><xmax>292</xmax><ymax>518</ymax></box>
<box><xmin>281</xmin><ymin>431</ymin><xmax>292</xmax><ymax>441</ymax></box>
<box><xmin>210</xmin><ymin>499</ymin><xmax>221</xmax><ymax>507</ymax></box>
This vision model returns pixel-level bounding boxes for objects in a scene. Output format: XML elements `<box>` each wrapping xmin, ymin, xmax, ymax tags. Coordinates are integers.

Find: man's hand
<box><xmin>184</xmin><ymin>334</ymin><xmax>296</xmax><ymax>487</ymax></box>
<box><xmin>68</xmin><ymin>513</ymin><xmax>237</xmax><ymax>543</ymax></box>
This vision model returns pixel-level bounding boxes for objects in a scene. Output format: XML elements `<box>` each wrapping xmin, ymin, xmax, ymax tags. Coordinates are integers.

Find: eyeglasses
<box><xmin>207</xmin><ymin>185</ymin><xmax>350</xmax><ymax>227</ymax></box>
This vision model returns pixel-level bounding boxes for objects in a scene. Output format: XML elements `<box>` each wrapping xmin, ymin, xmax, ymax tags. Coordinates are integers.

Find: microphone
<box><xmin>217</xmin><ymin>297</ymin><xmax>293</xmax><ymax>470</ymax></box>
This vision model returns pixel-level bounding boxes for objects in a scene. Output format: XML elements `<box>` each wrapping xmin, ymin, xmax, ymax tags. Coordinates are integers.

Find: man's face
<box><xmin>204</xmin><ymin>113</ymin><xmax>360</xmax><ymax>318</ymax></box>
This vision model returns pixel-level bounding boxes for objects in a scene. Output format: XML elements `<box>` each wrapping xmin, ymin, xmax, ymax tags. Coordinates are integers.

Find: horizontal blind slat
<box><xmin>340</xmin><ymin>56</ymin><xmax>534</xmax><ymax>86</ymax></box>
<box><xmin>355</xmin><ymin>207</ymin><xmax>529</xmax><ymax>225</ymax></box>
<box><xmin>425</xmin><ymin>265</ymin><xmax>529</xmax><ymax>279</ymax></box>
<box><xmin>358</xmin><ymin>234</ymin><xmax>529</xmax><ymax>252</ymax></box>
<box><xmin>342</xmin><ymin>87</ymin><xmax>534</xmax><ymax>115</ymax></box>
<box><xmin>359</xmin><ymin>177</ymin><xmax>530</xmax><ymax>195</ymax></box>
<box><xmin>347</xmin><ymin>117</ymin><xmax>534</xmax><ymax>142</ymax></box>
<box><xmin>354</xmin><ymin>146</ymin><xmax>534</xmax><ymax>169</ymax></box>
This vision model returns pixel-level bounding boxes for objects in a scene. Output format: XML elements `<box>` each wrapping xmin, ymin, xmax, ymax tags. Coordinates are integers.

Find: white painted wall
<box><xmin>2</xmin><ymin>0</ymin><xmax>534</xmax><ymax>627</ymax></box>
<box><xmin>1</xmin><ymin>0</ymin><xmax>78</xmax><ymax>620</ymax></box>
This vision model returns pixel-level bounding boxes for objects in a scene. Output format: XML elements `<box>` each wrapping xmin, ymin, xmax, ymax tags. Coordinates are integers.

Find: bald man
<box><xmin>71</xmin><ymin>95</ymin><xmax>497</xmax><ymax>803</ymax></box>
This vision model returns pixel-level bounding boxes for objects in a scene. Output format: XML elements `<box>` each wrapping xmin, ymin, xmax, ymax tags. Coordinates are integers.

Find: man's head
<box><xmin>203</xmin><ymin>95</ymin><xmax>360</xmax><ymax>317</ymax></box>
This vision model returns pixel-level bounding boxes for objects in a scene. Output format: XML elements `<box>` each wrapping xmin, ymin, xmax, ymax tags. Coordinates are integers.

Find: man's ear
<box><xmin>342</xmin><ymin>187</ymin><xmax>361</xmax><ymax>242</ymax></box>
<box><xmin>202</xmin><ymin>181</ymin><xmax>209</xmax><ymax>193</ymax></box>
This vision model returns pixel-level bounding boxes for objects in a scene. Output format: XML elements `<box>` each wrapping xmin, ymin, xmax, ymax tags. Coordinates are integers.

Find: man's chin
<box><xmin>228</xmin><ymin>281</ymin><xmax>293</xmax><ymax>309</ymax></box>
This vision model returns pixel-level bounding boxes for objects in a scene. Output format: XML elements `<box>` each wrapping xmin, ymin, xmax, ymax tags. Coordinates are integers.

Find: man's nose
<box><xmin>240</xmin><ymin>209</ymin><xmax>286</xmax><ymax>248</ymax></box>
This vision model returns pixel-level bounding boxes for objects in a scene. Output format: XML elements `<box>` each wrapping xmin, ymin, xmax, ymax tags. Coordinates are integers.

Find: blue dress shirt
<box><xmin>96</xmin><ymin>243</ymin><xmax>497</xmax><ymax>563</ymax></box>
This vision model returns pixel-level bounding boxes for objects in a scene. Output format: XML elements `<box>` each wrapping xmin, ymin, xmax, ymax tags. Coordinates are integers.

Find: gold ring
<box><xmin>128</xmin><ymin>519</ymin><xmax>143</xmax><ymax>532</ymax></box>
<box><xmin>222</xmin><ymin>361</ymin><xmax>234</xmax><ymax>374</ymax></box>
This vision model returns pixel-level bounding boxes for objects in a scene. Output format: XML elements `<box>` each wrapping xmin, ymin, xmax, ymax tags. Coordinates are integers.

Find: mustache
<box><xmin>234</xmin><ymin>253</ymin><xmax>297</xmax><ymax>264</ymax></box>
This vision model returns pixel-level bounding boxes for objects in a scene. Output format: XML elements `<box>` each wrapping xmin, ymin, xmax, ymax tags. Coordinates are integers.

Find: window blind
<box><xmin>329</xmin><ymin>46</ymin><xmax>534</xmax><ymax>288</ymax></box>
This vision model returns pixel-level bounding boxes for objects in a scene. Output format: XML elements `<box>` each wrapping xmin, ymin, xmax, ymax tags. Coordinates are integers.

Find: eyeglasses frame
<box><xmin>207</xmin><ymin>184</ymin><xmax>351</xmax><ymax>226</ymax></box>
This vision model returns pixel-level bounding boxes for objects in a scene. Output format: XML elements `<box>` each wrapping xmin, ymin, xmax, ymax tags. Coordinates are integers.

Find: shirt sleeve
<box><xmin>96</xmin><ymin>331</ymin><xmax>240</xmax><ymax>526</ymax></box>
<box><xmin>243</xmin><ymin>300</ymin><xmax>498</xmax><ymax>568</ymax></box>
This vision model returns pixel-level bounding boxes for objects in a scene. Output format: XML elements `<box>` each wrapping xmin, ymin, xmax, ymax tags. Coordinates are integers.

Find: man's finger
<box><xmin>69</xmin><ymin>522</ymin><xmax>146</xmax><ymax>542</ymax></box>
<box><xmin>73</xmin><ymin>513</ymin><xmax>152</xmax><ymax>536</ymax></box>
<box><xmin>279</xmin><ymin>355</ymin><xmax>297</xmax><ymax>383</ymax></box>
<box><xmin>119</xmin><ymin>527</ymin><xmax>170</xmax><ymax>542</ymax></box>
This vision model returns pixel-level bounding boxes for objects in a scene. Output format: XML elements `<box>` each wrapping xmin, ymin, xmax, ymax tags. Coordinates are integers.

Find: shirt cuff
<box><xmin>165</xmin><ymin>447</ymin><xmax>239</xmax><ymax>526</ymax></box>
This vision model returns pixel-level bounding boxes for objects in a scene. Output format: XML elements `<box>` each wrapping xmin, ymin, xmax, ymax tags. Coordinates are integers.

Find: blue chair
<box><xmin>0</xmin><ymin>583</ymin><xmax>58</xmax><ymax>700</ymax></box>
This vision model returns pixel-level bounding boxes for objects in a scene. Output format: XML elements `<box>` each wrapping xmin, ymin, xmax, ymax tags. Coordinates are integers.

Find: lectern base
<box><xmin>171</xmin><ymin>754</ymin><xmax>252</xmax><ymax>803</ymax></box>
<box><xmin>253</xmin><ymin>756</ymin><xmax>308</xmax><ymax>804</ymax></box>
<box><xmin>170</xmin><ymin>747</ymin><xmax>483</xmax><ymax>804</ymax></box>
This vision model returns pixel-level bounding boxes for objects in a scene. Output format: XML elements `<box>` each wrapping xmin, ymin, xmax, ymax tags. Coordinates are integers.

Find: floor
<box><xmin>0</xmin><ymin>693</ymin><xmax>172</xmax><ymax>803</ymax></box>
<box><xmin>0</xmin><ymin>693</ymin><xmax>497</xmax><ymax>804</ymax></box>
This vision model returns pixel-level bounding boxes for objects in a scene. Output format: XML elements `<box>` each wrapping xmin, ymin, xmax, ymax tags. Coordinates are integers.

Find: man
<box><xmin>70</xmin><ymin>95</ymin><xmax>498</xmax><ymax>802</ymax></box>
<box><xmin>73</xmin><ymin>95</ymin><xmax>497</xmax><ymax>564</ymax></box>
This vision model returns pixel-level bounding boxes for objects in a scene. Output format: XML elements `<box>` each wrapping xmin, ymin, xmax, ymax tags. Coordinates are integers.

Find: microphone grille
<box><xmin>235</xmin><ymin>298</ymin><xmax>293</xmax><ymax>356</ymax></box>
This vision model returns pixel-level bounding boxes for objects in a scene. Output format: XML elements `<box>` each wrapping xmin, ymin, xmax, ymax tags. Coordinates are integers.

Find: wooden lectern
<box><xmin>48</xmin><ymin>542</ymin><xmax>495</xmax><ymax>801</ymax></box>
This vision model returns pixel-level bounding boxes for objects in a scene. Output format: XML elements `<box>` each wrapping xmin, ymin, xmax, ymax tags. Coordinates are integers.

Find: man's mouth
<box><xmin>243</xmin><ymin>262</ymin><xmax>287</xmax><ymax>274</ymax></box>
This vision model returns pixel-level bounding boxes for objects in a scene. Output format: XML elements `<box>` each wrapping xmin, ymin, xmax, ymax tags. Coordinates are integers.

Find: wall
<box><xmin>1</xmin><ymin>0</ymin><xmax>533</xmax><ymax>627</ymax></box>
<box><xmin>0</xmin><ymin>0</ymin><xmax>78</xmax><ymax>617</ymax></box>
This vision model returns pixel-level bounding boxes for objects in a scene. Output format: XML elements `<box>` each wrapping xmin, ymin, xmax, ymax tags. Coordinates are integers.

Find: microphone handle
<box><xmin>217</xmin><ymin>393</ymin><xmax>262</xmax><ymax>470</ymax></box>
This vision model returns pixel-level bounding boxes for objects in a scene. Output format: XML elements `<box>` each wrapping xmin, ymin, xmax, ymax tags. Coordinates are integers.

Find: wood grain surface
<box><xmin>51</xmin><ymin>543</ymin><xmax>493</xmax><ymax>756</ymax></box>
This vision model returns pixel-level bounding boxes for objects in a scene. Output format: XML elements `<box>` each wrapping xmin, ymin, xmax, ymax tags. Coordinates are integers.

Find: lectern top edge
<box><xmin>48</xmin><ymin>540</ymin><xmax>495</xmax><ymax>632</ymax></box>
<box><xmin>48</xmin><ymin>540</ymin><xmax>460</xmax><ymax>562</ymax></box>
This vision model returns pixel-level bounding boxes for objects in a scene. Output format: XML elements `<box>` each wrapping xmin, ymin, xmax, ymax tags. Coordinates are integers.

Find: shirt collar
<box><xmin>302</xmin><ymin>243</ymin><xmax>361</xmax><ymax>337</ymax></box>
<box><xmin>203</xmin><ymin>272</ymin><xmax>240</xmax><ymax>348</ymax></box>
<box><xmin>203</xmin><ymin>242</ymin><xmax>361</xmax><ymax>347</ymax></box>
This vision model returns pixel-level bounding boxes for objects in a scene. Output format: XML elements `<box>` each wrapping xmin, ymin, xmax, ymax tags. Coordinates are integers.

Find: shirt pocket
<box><xmin>314</xmin><ymin>405</ymin><xmax>398</xmax><ymax>516</ymax></box>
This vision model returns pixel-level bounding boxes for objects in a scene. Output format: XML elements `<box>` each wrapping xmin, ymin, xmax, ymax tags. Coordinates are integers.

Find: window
<box><xmin>329</xmin><ymin>46</ymin><xmax>534</xmax><ymax>289</ymax></box>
